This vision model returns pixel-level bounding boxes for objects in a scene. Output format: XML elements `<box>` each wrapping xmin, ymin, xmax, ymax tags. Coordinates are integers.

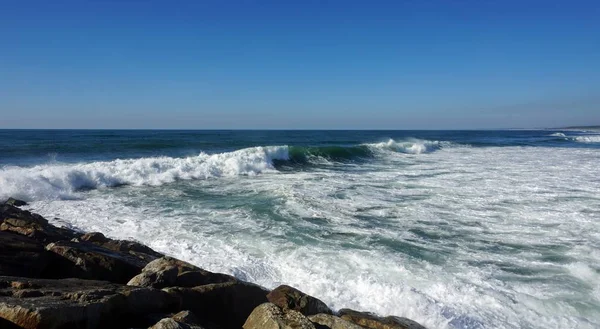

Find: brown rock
<box><xmin>338</xmin><ymin>309</ymin><xmax>427</xmax><ymax>329</ymax></box>
<box><xmin>165</xmin><ymin>280</ymin><xmax>269</xmax><ymax>329</ymax></box>
<box><xmin>267</xmin><ymin>285</ymin><xmax>332</xmax><ymax>316</ymax></box>
<box><xmin>0</xmin><ymin>204</ymin><xmax>76</xmax><ymax>242</ymax></box>
<box><xmin>243</xmin><ymin>303</ymin><xmax>316</xmax><ymax>329</ymax></box>
<box><xmin>308</xmin><ymin>314</ymin><xmax>364</xmax><ymax>329</ymax></box>
<box><xmin>128</xmin><ymin>256</ymin><xmax>235</xmax><ymax>289</ymax></box>
<box><xmin>0</xmin><ymin>276</ymin><xmax>178</xmax><ymax>329</ymax></box>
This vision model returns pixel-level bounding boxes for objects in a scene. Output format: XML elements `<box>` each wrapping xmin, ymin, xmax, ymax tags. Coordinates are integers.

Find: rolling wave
<box><xmin>0</xmin><ymin>139</ymin><xmax>450</xmax><ymax>201</ymax></box>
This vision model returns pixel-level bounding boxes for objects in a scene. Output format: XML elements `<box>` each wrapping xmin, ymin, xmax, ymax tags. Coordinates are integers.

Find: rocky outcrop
<box><xmin>128</xmin><ymin>257</ymin><xmax>235</xmax><ymax>289</ymax></box>
<box><xmin>0</xmin><ymin>204</ymin><xmax>76</xmax><ymax>242</ymax></box>
<box><xmin>0</xmin><ymin>276</ymin><xmax>177</xmax><ymax>329</ymax></box>
<box><xmin>338</xmin><ymin>309</ymin><xmax>427</xmax><ymax>329</ymax></box>
<box><xmin>148</xmin><ymin>311</ymin><xmax>205</xmax><ymax>329</ymax></box>
<box><xmin>165</xmin><ymin>281</ymin><xmax>269</xmax><ymax>329</ymax></box>
<box><xmin>267</xmin><ymin>285</ymin><xmax>332</xmax><ymax>316</ymax></box>
<box><xmin>308</xmin><ymin>314</ymin><xmax>364</xmax><ymax>329</ymax></box>
<box><xmin>45</xmin><ymin>240</ymin><xmax>149</xmax><ymax>284</ymax></box>
<box><xmin>243</xmin><ymin>303</ymin><xmax>316</xmax><ymax>329</ymax></box>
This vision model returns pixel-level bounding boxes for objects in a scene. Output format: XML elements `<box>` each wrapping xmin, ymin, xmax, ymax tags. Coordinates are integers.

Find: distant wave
<box><xmin>549</xmin><ymin>132</ymin><xmax>567</xmax><ymax>138</ymax></box>
<box><xmin>0</xmin><ymin>139</ymin><xmax>454</xmax><ymax>201</ymax></box>
<box><xmin>573</xmin><ymin>135</ymin><xmax>600</xmax><ymax>143</ymax></box>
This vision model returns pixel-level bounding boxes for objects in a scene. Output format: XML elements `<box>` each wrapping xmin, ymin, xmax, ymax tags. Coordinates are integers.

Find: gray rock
<box><xmin>338</xmin><ymin>309</ymin><xmax>427</xmax><ymax>329</ymax></box>
<box><xmin>308</xmin><ymin>314</ymin><xmax>364</xmax><ymax>329</ymax></box>
<box><xmin>0</xmin><ymin>276</ymin><xmax>178</xmax><ymax>329</ymax></box>
<box><xmin>45</xmin><ymin>240</ymin><xmax>150</xmax><ymax>283</ymax></box>
<box><xmin>243</xmin><ymin>303</ymin><xmax>316</xmax><ymax>329</ymax></box>
<box><xmin>128</xmin><ymin>256</ymin><xmax>235</xmax><ymax>289</ymax></box>
<box><xmin>267</xmin><ymin>285</ymin><xmax>332</xmax><ymax>316</ymax></box>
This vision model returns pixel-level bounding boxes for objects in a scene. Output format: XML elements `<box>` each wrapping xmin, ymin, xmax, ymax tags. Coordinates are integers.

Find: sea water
<box><xmin>0</xmin><ymin>129</ymin><xmax>599</xmax><ymax>329</ymax></box>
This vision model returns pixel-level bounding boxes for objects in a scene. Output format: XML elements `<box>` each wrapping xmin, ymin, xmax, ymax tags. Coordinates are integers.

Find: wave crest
<box><xmin>0</xmin><ymin>146</ymin><xmax>289</xmax><ymax>201</ymax></box>
<box><xmin>365</xmin><ymin>139</ymin><xmax>451</xmax><ymax>154</ymax></box>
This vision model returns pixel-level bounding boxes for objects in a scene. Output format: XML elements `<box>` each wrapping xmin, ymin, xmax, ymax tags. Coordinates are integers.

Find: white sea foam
<box><xmin>0</xmin><ymin>146</ymin><xmax>289</xmax><ymax>201</ymax></box>
<box><xmin>550</xmin><ymin>132</ymin><xmax>567</xmax><ymax>138</ymax></box>
<box><xmin>365</xmin><ymin>138</ymin><xmax>454</xmax><ymax>154</ymax></box>
<box><xmin>25</xmin><ymin>146</ymin><xmax>600</xmax><ymax>329</ymax></box>
<box><xmin>573</xmin><ymin>135</ymin><xmax>600</xmax><ymax>143</ymax></box>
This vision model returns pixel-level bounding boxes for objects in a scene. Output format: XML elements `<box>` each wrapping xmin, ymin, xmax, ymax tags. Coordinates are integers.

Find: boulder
<box><xmin>243</xmin><ymin>303</ymin><xmax>316</xmax><ymax>329</ymax></box>
<box><xmin>4</xmin><ymin>198</ymin><xmax>27</xmax><ymax>207</ymax></box>
<box><xmin>128</xmin><ymin>256</ymin><xmax>235</xmax><ymax>289</ymax></box>
<box><xmin>267</xmin><ymin>285</ymin><xmax>332</xmax><ymax>316</ymax></box>
<box><xmin>308</xmin><ymin>314</ymin><xmax>364</xmax><ymax>329</ymax></box>
<box><xmin>45</xmin><ymin>240</ymin><xmax>149</xmax><ymax>283</ymax></box>
<box><xmin>0</xmin><ymin>276</ymin><xmax>178</xmax><ymax>329</ymax></box>
<box><xmin>0</xmin><ymin>204</ymin><xmax>76</xmax><ymax>242</ymax></box>
<box><xmin>338</xmin><ymin>309</ymin><xmax>427</xmax><ymax>329</ymax></box>
<box><xmin>165</xmin><ymin>280</ymin><xmax>269</xmax><ymax>329</ymax></box>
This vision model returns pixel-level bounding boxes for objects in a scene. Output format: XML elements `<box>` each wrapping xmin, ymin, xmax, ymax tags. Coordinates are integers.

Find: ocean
<box><xmin>0</xmin><ymin>129</ymin><xmax>599</xmax><ymax>329</ymax></box>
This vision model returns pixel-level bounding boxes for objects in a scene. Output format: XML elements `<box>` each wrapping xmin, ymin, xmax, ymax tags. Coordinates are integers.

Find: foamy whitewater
<box><xmin>1</xmin><ymin>130</ymin><xmax>599</xmax><ymax>329</ymax></box>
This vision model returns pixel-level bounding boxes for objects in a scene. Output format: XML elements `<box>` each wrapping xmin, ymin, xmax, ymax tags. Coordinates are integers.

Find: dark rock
<box><xmin>267</xmin><ymin>285</ymin><xmax>332</xmax><ymax>316</ymax></box>
<box><xmin>308</xmin><ymin>314</ymin><xmax>364</xmax><ymax>329</ymax></box>
<box><xmin>0</xmin><ymin>276</ymin><xmax>178</xmax><ymax>329</ymax></box>
<box><xmin>80</xmin><ymin>232</ymin><xmax>110</xmax><ymax>243</ymax></box>
<box><xmin>165</xmin><ymin>280</ymin><xmax>270</xmax><ymax>329</ymax></box>
<box><xmin>0</xmin><ymin>231</ymin><xmax>72</xmax><ymax>279</ymax></box>
<box><xmin>338</xmin><ymin>309</ymin><xmax>427</xmax><ymax>329</ymax></box>
<box><xmin>243</xmin><ymin>303</ymin><xmax>316</xmax><ymax>329</ymax></box>
<box><xmin>45</xmin><ymin>240</ymin><xmax>149</xmax><ymax>283</ymax></box>
<box><xmin>171</xmin><ymin>310</ymin><xmax>201</xmax><ymax>325</ymax></box>
<box><xmin>4</xmin><ymin>198</ymin><xmax>27</xmax><ymax>207</ymax></box>
<box><xmin>0</xmin><ymin>204</ymin><xmax>76</xmax><ymax>242</ymax></box>
<box><xmin>128</xmin><ymin>256</ymin><xmax>235</xmax><ymax>289</ymax></box>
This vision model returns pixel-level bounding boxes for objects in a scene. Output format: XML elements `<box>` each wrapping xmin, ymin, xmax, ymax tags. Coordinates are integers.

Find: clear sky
<box><xmin>1</xmin><ymin>0</ymin><xmax>599</xmax><ymax>129</ymax></box>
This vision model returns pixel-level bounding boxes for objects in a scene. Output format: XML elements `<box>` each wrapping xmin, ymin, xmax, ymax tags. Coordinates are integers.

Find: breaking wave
<box><xmin>0</xmin><ymin>139</ymin><xmax>453</xmax><ymax>201</ymax></box>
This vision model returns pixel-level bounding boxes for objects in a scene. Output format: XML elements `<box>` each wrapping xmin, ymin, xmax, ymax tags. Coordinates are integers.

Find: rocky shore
<box><xmin>0</xmin><ymin>198</ymin><xmax>427</xmax><ymax>329</ymax></box>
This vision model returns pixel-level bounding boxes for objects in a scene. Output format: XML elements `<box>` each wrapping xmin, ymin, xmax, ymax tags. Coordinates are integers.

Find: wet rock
<box><xmin>165</xmin><ymin>280</ymin><xmax>269</xmax><ymax>329</ymax></box>
<box><xmin>128</xmin><ymin>256</ymin><xmax>235</xmax><ymax>289</ymax></box>
<box><xmin>80</xmin><ymin>232</ymin><xmax>110</xmax><ymax>243</ymax></box>
<box><xmin>338</xmin><ymin>309</ymin><xmax>427</xmax><ymax>329</ymax></box>
<box><xmin>45</xmin><ymin>240</ymin><xmax>149</xmax><ymax>283</ymax></box>
<box><xmin>308</xmin><ymin>314</ymin><xmax>364</xmax><ymax>329</ymax></box>
<box><xmin>0</xmin><ymin>204</ymin><xmax>76</xmax><ymax>242</ymax></box>
<box><xmin>267</xmin><ymin>285</ymin><xmax>332</xmax><ymax>316</ymax></box>
<box><xmin>243</xmin><ymin>303</ymin><xmax>316</xmax><ymax>329</ymax></box>
<box><xmin>0</xmin><ymin>276</ymin><xmax>178</xmax><ymax>329</ymax></box>
<box><xmin>4</xmin><ymin>198</ymin><xmax>27</xmax><ymax>207</ymax></box>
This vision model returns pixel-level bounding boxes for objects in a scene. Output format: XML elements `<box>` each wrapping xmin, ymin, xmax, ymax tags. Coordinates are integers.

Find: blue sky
<box><xmin>1</xmin><ymin>0</ymin><xmax>598</xmax><ymax>129</ymax></box>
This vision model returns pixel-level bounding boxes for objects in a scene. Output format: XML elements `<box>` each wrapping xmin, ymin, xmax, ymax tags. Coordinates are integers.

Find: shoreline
<box><xmin>0</xmin><ymin>198</ymin><xmax>427</xmax><ymax>329</ymax></box>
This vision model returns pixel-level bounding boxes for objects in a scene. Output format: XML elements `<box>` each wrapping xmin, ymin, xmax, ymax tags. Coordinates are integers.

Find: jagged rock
<box><xmin>45</xmin><ymin>240</ymin><xmax>149</xmax><ymax>283</ymax></box>
<box><xmin>148</xmin><ymin>310</ymin><xmax>205</xmax><ymax>329</ymax></box>
<box><xmin>0</xmin><ymin>276</ymin><xmax>178</xmax><ymax>329</ymax></box>
<box><xmin>128</xmin><ymin>256</ymin><xmax>235</xmax><ymax>289</ymax></box>
<box><xmin>267</xmin><ymin>285</ymin><xmax>332</xmax><ymax>316</ymax></box>
<box><xmin>338</xmin><ymin>309</ymin><xmax>427</xmax><ymax>329</ymax></box>
<box><xmin>0</xmin><ymin>204</ymin><xmax>76</xmax><ymax>242</ymax></box>
<box><xmin>165</xmin><ymin>280</ymin><xmax>269</xmax><ymax>329</ymax></box>
<box><xmin>309</xmin><ymin>314</ymin><xmax>364</xmax><ymax>329</ymax></box>
<box><xmin>79</xmin><ymin>232</ymin><xmax>163</xmax><ymax>265</ymax></box>
<box><xmin>243</xmin><ymin>303</ymin><xmax>316</xmax><ymax>329</ymax></box>
<box><xmin>4</xmin><ymin>198</ymin><xmax>27</xmax><ymax>207</ymax></box>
